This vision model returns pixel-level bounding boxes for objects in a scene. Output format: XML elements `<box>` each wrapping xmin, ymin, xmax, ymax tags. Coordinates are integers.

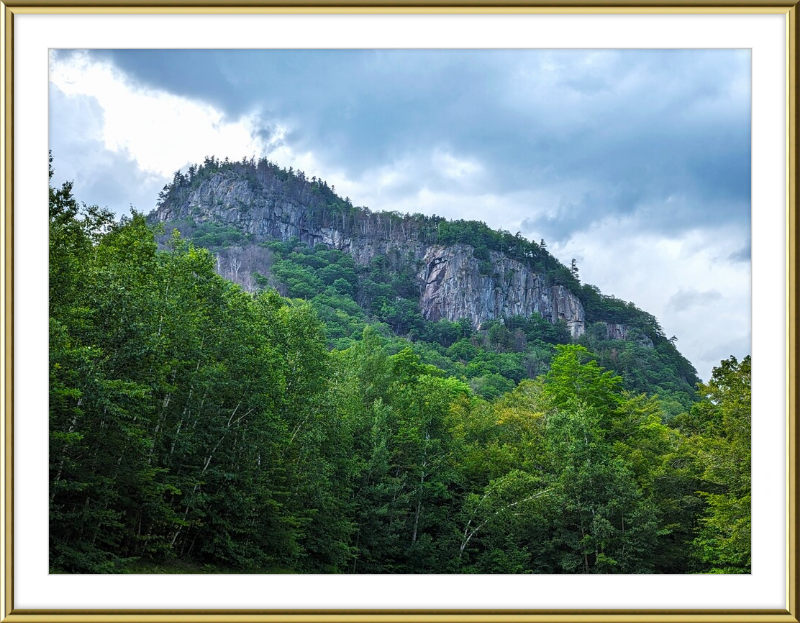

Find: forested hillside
<box><xmin>153</xmin><ymin>156</ymin><xmax>699</xmax><ymax>414</ymax></box>
<box><xmin>49</xmin><ymin>158</ymin><xmax>750</xmax><ymax>574</ymax></box>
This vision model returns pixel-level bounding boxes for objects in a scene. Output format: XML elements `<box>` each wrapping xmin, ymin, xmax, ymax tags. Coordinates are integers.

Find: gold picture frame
<box><xmin>2</xmin><ymin>4</ymin><xmax>797</xmax><ymax>621</ymax></box>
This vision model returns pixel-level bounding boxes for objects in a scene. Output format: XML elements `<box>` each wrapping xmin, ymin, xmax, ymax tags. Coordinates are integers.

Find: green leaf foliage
<box><xmin>50</xmin><ymin>158</ymin><xmax>748</xmax><ymax>574</ymax></box>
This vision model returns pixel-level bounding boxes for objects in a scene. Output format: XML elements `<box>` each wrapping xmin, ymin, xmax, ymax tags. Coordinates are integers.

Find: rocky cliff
<box><xmin>155</xmin><ymin>166</ymin><xmax>587</xmax><ymax>335</ymax></box>
<box><xmin>156</xmin><ymin>169</ymin><xmax>426</xmax><ymax>264</ymax></box>
<box><xmin>419</xmin><ymin>245</ymin><xmax>585</xmax><ymax>337</ymax></box>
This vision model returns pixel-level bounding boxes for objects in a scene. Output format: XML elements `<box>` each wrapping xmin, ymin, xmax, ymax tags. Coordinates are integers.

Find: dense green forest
<box><xmin>50</xmin><ymin>160</ymin><xmax>750</xmax><ymax>574</ymax></box>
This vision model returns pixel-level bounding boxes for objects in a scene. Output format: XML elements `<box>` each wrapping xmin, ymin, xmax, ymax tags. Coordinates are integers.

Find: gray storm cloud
<box><xmin>66</xmin><ymin>49</ymin><xmax>751</xmax><ymax>242</ymax></box>
<box><xmin>49</xmin><ymin>49</ymin><xmax>752</xmax><ymax>379</ymax></box>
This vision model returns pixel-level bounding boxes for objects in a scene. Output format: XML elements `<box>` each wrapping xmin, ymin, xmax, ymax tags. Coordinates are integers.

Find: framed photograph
<box><xmin>2</xmin><ymin>1</ymin><xmax>797</xmax><ymax>621</ymax></box>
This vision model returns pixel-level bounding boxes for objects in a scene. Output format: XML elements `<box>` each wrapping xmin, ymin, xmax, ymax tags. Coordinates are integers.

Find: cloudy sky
<box><xmin>48</xmin><ymin>49</ymin><xmax>751</xmax><ymax>380</ymax></box>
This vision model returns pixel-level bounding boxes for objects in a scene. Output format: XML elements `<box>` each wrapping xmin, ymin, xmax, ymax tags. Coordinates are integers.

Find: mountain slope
<box><xmin>151</xmin><ymin>156</ymin><xmax>699</xmax><ymax>409</ymax></box>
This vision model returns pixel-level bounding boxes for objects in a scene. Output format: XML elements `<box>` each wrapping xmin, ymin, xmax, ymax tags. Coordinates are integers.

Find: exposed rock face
<box><xmin>155</xmin><ymin>170</ymin><xmax>587</xmax><ymax>335</ymax></box>
<box><xmin>600</xmin><ymin>322</ymin><xmax>654</xmax><ymax>348</ymax></box>
<box><xmin>157</xmin><ymin>173</ymin><xmax>427</xmax><ymax>265</ymax></box>
<box><xmin>604</xmin><ymin>323</ymin><xmax>628</xmax><ymax>341</ymax></box>
<box><xmin>419</xmin><ymin>245</ymin><xmax>585</xmax><ymax>337</ymax></box>
<box><xmin>159</xmin><ymin>175</ymin><xmax>347</xmax><ymax>248</ymax></box>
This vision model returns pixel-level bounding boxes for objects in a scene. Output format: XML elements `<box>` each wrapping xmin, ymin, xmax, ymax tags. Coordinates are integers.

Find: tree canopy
<box><xmin>50</xmin><ymin>159</ymin><xmax>749</xmax><ymax>574</ymax></box>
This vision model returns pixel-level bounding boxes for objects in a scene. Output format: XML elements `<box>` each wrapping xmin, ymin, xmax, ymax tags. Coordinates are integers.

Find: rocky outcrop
<box><xmin>419</xmin><ymin>245</ymin><xmax>585</xmax><ymax>337</ymax></box>
<box><xmin>156</xmin><ymin>172</ymin><xmax>427</xmax><ymax>265</ymax></box>
<box><xmin>160</xmin><ymin>175</ymin><xmax>348</xmax><ymax>248</ymax></box>
<box><xmin>155</xmin><ymin>170</ymin><xmax>587</xmax><ymax>335</ymax></box>
<box><xmin>599</xmin><ymin>322</ymin><xmax>654</xmax><ymax>348</ymax></box>
<box><xmin>604</xmin><ymin>323</ymin><xmax>628</xmax><ymax>341</ymax></box>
